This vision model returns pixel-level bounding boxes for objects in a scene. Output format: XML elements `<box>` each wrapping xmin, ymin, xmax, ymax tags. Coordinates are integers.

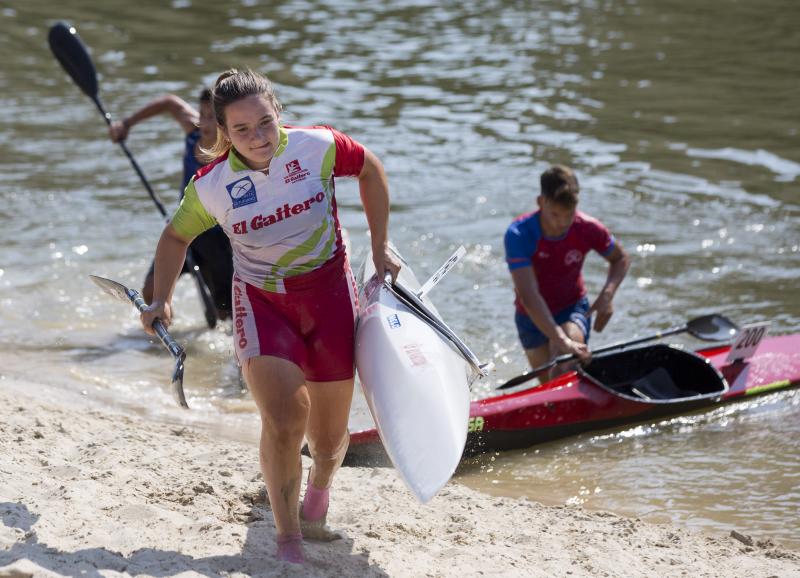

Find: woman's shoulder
<box><xmin>284</xmin><ymin>124</ymin><xmax>337</xmax><ymax>142</ymax></box>
<box><xmin>193</xmin><ymin>151</ymin><xmax>232</xmax><ymax>187</ymax></box>
<box><xmin>196</xmin><ymin>151</ymin><xmax>229</xmax><ymax>175</ymax></box>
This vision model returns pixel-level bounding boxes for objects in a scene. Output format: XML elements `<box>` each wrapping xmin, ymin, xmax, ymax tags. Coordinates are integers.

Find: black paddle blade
<box><xmin>48</xmin><ymin>22</ymin><xmax>98</xmax><ymax>99</ymax></box>
<box><xmin>686</xmin><ymin>314</ymin><xmax>739</xmax><ymax>342</ymax></box>
<box><xmin>495</xmin><ymin>361</ymin><xmax>555</xmax><ymax>390</ymax></box>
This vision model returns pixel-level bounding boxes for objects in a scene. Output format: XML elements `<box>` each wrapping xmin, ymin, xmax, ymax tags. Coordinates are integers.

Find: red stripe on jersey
<box><xmin>194</xmin><ymin>150</ymin><xmax>230</xmax><ymax>182</ymax></box>
<box><xmin>284</xmin><ymin>124</ymin><xmax>365</xmax><ymax>177</ymax></box>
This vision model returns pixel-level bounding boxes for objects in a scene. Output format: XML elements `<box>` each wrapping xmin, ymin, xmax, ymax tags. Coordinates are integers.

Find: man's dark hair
<box><xmin>540</xmin><ymin>165</ymin><xmax>579</xmax><ymax>208</ymax></box>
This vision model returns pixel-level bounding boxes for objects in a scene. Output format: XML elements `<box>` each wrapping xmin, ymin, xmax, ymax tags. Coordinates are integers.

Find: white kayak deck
<box><xmin>354</xmin><ymin>246</ymin><xmax>482</xmax><ymax>502</ymax></box>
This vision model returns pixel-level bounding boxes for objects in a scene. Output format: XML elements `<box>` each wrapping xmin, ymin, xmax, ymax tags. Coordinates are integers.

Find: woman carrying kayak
<box><xmin>140</xmin><ymin>68</ymin><xmax>401</xmax><ymax>564</ymax></box>
<box><xmin>109</xmin><ymin>87</ymin><xmax>234</xmax><ymax>319</ymax></box>
<box><xmin>504</xmin><ymin>165</ymin><xmax>630</xmax><ymax>377</ymax></box>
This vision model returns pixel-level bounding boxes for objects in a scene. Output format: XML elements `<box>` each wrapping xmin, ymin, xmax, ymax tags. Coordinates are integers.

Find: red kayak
<box><xmin>346</xmin><ymin>331</ymin><xmax>800</xmax><ymax>463</ymax></box>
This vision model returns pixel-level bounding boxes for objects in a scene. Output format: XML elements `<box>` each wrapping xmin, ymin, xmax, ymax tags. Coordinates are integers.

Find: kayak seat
<box><xmin>630</xmin><ymin>367</ymin><xmax>698</xmax><ymax>400</ymax></box>
<box><xmin>582</xmin><ymin>343</ymin><xmax>727</xmax><ymax>400</ymax></box>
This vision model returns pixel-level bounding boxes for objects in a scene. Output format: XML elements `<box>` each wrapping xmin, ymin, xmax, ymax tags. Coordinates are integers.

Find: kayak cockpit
<box><xmin>581</xmin><ymin>344</ymin><xmax>729</xmax><ymax>403</ymax></box>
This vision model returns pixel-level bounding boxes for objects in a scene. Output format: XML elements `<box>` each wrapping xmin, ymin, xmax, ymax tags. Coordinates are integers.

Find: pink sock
<box><xmin>302</xmin><ymin>481</ymin><xmax>330</xmax><ymax>523</ymax></box>
<box><xmin>276</xmin><ymin>533</ymin><xmax>304</xmax><ymax>564</ymax></box>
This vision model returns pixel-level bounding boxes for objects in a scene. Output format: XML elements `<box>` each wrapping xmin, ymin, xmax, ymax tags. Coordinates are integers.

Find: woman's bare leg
<box><xmin>300</xmin><ymin>378</ymin><xmax>354</xmax><ymax>540</ymax></box>
<box><xmin>243</xmin><ymin>355</ymin><xmax>309</xmax><ymax>559</ymax></box>
<box><xmin>305</xmin><ymin>378</ymin><xmax>354</xmax><ymax>488</ymax></box>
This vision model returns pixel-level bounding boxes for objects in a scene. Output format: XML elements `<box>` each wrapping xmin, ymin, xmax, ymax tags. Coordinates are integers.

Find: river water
<box><xmin>1</xmin><ymin>0</ymin><xmax>798</xmax><ymax>549</ymax></box>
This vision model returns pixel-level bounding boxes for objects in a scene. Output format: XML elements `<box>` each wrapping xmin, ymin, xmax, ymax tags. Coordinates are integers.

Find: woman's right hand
<box><xmin>108</xmin><ymin>119</ymin><xmax>130</xmax><ymax>143</ymax></box>
<box><xmin>140</xmin><ymin>300</ymin><xmax>172</xmax><ymax>336</ymax></box>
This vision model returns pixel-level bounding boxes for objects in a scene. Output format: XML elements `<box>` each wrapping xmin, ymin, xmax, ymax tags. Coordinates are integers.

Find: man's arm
<box><xmin>511</xmin><ymin>266</ymin><xmax>590</xmax><ymax>360</ymax></box>
<box><xmin>109</xmin><ymin>94</ymin><xmax>199</xmax><ymax>142</ymax></box>
<box><xmin>589</xmin><ymin>243</ymin><xmax>631</xmax><ymax>332</ymax></box>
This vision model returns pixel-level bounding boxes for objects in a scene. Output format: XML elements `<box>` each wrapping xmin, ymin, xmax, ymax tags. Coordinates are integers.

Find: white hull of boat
<box><xmin>355</xmin><ymin>249</ymin><xmax>478</xmax><ymax>502</ymax></box>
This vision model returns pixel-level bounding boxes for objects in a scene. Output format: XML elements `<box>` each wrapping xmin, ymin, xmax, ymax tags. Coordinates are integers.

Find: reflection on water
<box><xmin>1</xmin><ymin>0</ymin><xmax>798</xmax><ymax>550</ymax></box>
<box><xmin>459</xmin><ymin>389</ymin><xmax>800</xmax><ymax>548</ymax></box>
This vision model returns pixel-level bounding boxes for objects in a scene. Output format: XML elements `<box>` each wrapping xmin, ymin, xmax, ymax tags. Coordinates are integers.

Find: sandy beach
<box><xmin>0</xmin><ymin>376</ymin><xmax>797</xmax><ymax>578</ymax></box>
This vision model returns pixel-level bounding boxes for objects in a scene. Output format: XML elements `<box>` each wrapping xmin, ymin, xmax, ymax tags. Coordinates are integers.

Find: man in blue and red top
<box><xmin>504</xmin><ymin>165</ymin><xmax>630</xmax><ymax>377</ymax></box>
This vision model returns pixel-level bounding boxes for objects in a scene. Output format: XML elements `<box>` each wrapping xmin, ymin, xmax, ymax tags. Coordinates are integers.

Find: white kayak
<box><xmin>355</xmin><ymin>246</ymin><xmax>484</xmax><ymax>503</ymax></box>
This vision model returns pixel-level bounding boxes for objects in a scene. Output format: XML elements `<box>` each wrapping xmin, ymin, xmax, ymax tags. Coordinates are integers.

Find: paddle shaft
<box><xmin>48</xmin><ymin>22</ymin><xmax>217</xmax><ymax>329</ymax></box>
<box><xmin>84</xmin><ymin>97</ymin><xmax>169</xmax><ymax>215</ymax></box>
<box><xmin>497</xmin><ymin>323</ymin><xmax>689</xmax><ymax>390</ymax></box>
<box><xmin>90</xmin><ymin>274</ymin><xmax>189</xmax><ymax>408</ymax></box>
<box><xmin>128</xmin><ymin>289</ymin><xmax>189</xmax><ymax>409</ymax></box>
<box><xmin>128</xmin><ymin>289</ymin><xmax>184</xmax><ymax>361</ymax></box>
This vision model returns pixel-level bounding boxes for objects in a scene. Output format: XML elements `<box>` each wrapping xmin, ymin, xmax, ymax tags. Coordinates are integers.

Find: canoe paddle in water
<box><xmin>496</xmin><ymin>313</ymin><xmax>740</xmax><ymax>390</ymax></box>
<box><xmin>48</xmin><ymin>22</ymin><xmax>218</xmax><ymax>330</ymax></box>
<box><xmin>90</xmin><ymin>275</ymin><xmax>189</xmax><ymax>408</ymax></box>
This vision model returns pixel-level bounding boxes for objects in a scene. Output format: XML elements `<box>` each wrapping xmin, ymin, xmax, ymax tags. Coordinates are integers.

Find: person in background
<box><xmin>504</xmin><ymin>164</ymin><xmax>630</xmax><ymax>378</ymax></box>
<box><xmin>109</xmin><ymin>88</ymin><xmax>233</xmax><ymax>319</ymax></box>
<box><xmin>140</xmin><ymin>69</ymin><xmax>401</xmax><ymax>564</ymax></box>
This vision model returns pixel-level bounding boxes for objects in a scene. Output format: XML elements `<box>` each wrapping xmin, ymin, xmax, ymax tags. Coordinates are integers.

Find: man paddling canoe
<box><xmin>504</xmin><ymin>165</ymin><xmax>630</xmax><ymax>377</ymax></box>
<box><xmin>109</xmin><ymin>88</ymin><xmax>233</xmax><ymax>319</ymax></box>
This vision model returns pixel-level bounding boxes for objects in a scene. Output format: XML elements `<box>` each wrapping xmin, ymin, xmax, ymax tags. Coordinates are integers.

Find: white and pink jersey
<box><xmin>171</xmin><ymin>125</ymin><xmax>364</xmax><ymax>293</ymax></box>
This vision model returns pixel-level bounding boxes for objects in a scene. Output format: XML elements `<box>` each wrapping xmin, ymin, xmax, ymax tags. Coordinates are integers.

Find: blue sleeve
<box><xmin>600</xmin><ymin>236</ymin><xmax>616</xmax><ymax>257</ymax></box>
<box><xmin>586</xmin><ymin>217</ymin><xmax>615</xmax><ymax>257</ymax></box>
<box><xmin>504</xmin><ymin>217</ymin><xmax>540</xmax><ymax>271</ymax></box>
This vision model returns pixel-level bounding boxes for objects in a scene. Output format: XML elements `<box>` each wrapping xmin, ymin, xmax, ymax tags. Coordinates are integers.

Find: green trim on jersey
<box><xmin>274</xmin><ymin>126</ymin><xmax>289</xmax><ymax>158</ymax></box>
<box><xmin>262</xmin><ymin>218</ymin><xmax>329</xmax><ymax>291</ymax></box>
<box><xmin>284</xmin><ymin>222</ymin><xmax>338</xmax><ymax>277</ymax></box>
<box><xmin>171</xmin><ymin>179</ymin><xmax>217</xmax><ymax>239</ymax></box>
<box><xmin>321</xmin><ymin>143</ymin><xmax>335</xmax><ymax>194</ymax></box>
<box><xmin>228</xmin><ymin>148</ymin><xmax>250</xmax><ymax>172</ymax></box>
<box><xmin>263</xmin><ymin>197</ymin><xmax>338</xmax><ymax>289</ymax></box>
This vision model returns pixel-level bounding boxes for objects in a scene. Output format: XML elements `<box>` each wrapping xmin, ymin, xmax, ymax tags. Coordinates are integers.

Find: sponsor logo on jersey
<box><xmin>284</xmin><ymin>159</ymin><xmax>311</xmax><ymax>184</ymax></box>
<box><xmin>226</xmin><ymin>176</ymin><xmax>258</xmax><ymax>208</ymax></box>
<box><xmin>565</xmin><ymin>249</ymin><xmax>583</xmax><ymax>265</ymax></box>
<box><xmin>230</xmin><ymin>191</ymin><xmax>326</xmax><ymax>235</ymax></box>
<box><xmin>233</xmin><ymin>284</ymin><xmax>248</xmax><ymax>349</ymax></box>
<box><xmin>286</xmin><ymin>159</ymin><xmax>302</xmax><ymax>175</ymax></box>
<box><xmin>387</xmin><ymin>314</ymin><xmax>401</xmax><ymax>329</ymax></box>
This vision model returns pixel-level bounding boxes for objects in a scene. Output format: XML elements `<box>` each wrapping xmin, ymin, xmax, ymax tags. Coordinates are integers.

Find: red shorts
<box><xmin>231</xmin><ymin>252</ymin><xmax>358</xmax><ymax>382</ymax></box>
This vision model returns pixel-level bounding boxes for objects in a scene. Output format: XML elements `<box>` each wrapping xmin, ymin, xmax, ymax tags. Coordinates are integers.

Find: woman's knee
<box><xmin>261</xmin><ymin>398</ymin><xmax>309</xmax><ymax>445</ymax></box>
<box><xmin>307</xmin><ymin>428</ymin><xmax>349</xmax><ymax>462</ymax></box>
